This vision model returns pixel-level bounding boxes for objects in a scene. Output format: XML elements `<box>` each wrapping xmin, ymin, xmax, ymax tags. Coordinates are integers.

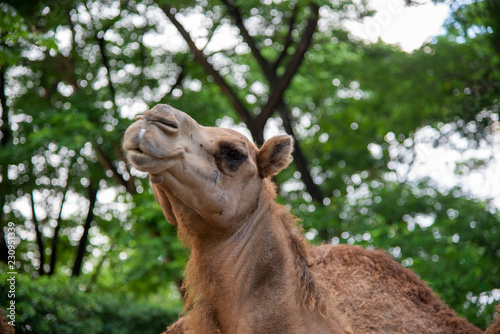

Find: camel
<box><xmin>486</xmin><ymin>305</ymin><xmax>500</xmax><ymax>334</ymax></box>
<box><xmin>123</xmin><ymin>104</ymin><xmax>493</xmax><ymax>334</ymax></box>
<box><xmin>0</xmin><ymin>311</ymin><xmax>14</xmax><ymax>334</ymax></box>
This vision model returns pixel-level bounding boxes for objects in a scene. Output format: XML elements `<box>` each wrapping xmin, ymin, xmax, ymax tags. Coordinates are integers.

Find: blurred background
<box><xmin>0</xmin><ymin>0</ymin><xmax>499</xmax><ymax>332</ymax></box>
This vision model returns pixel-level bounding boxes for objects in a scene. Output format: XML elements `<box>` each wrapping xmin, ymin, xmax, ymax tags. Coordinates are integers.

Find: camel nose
<box><xmin>141</xmin><ymin>104</ymin><xmax>179</xmax><ymax>135</ymax></box>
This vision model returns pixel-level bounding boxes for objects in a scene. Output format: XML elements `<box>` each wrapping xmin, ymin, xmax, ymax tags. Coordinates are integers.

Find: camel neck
<box><xmin>182</xmin><ymin>182</ymin><xmax>347</xmax><ymax>333</ymax></box>
<box><xmin>189</xmin><ymin>180</ymin><xmax>275</xmax><ymax>249</ymax></box>
<box><xmin>193</xmin><ymin>187</ymin><xmax>285</xmax><ymax>286</ymax></box>
<box><xmin>185</xmin><ymin>187</ymin><xmax>301</xmax><ymax>332</ymax></box>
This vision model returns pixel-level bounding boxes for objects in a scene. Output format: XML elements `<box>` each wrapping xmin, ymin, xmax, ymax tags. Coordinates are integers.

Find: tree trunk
<box><xmin>30</xmin><ymin>191</ymin><xmax>46</xmax><ymax>275</ymax></box>
<box><xmin>278</xmin><ymin>102</ymin><xmax>324</xmax><ymax>202</ymax></box>
<box><xmin>0</xmin><ymin>68</ymin><xmax>11</xmax><ymax>146</ymax></box>
<box><xmin>72</xmin><ymin>183</ymin><xmax>98</xmax><ymax>277</ymax></box>
<box><xmin>0</xmin><ymin>211</ymin><xmax>9</xmax><ymax>263</ymax></box>
<box><xmin>0</xmin><ymin>68</ymin><xmax>10</xmax><ymax>263</ymax></box>
<box><xmin>48</xmin><ymin>188</ymin><xmax>69</xmax><ymax>276</ymax></box>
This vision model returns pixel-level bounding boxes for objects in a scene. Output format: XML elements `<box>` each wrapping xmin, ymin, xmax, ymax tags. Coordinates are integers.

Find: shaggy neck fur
<box><xmin>178</xmin><ymin>181</ymin><xmax>348</xmax><ymax>334</ymax></box>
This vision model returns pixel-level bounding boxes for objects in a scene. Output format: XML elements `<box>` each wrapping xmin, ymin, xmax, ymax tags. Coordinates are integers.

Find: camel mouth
<box><xmin>130</xmin><ymin>147</ymin><xmax>144</xmax><ymax>154</ymax></box>
<box><xmin>125</xmin><ymin>147</ymin><xmax>185</xmax><ymax>173</ymax></box>
<box><xmin>125</xmin><ymin>149</ymin><xmax>166</xmax><ymax>173</ymax></box>
<box><xmin>126</xmin><ymin>146</ymin><xmax>183</xmax><ymax>161</ymax></box>
<box><xmin>123</xmin><ymin>119</ymin><xmax>182</xmax><ymax>161</ymax></box>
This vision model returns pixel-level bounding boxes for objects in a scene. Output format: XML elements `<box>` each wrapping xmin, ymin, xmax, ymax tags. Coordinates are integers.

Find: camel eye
<box><xmin>227</xmin><ymin>150</ymin><xmax>244</xmax><ymax>161</ymax></box>
<box><xmin>215</xmin><ymin>145</ymin><xmax>247</xmax><ymax>173</ymax></box>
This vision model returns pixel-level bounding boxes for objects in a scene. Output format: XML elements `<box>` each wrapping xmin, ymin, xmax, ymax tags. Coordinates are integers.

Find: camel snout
<box><xmin>144</xmin><ymin>104</ymin><xmax>180</xmax><ymax>136</ymax></box>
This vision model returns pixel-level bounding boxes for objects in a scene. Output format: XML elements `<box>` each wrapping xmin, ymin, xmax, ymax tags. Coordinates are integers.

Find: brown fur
<box><xmin>0</xmin><ymin>310</ymin><xmax>14</xmax><ymax>334</ymax></box>
<box><xmin>163</xmin><ymin>242</ymin><xmax>486</xmax><ymax>334</ymax></box>
<box><xmin>122</xmin><ymin>105</ymin><xmax>493</xmax><ymax>334</ymax></box>
<box><xmin>313</xmin><ymin>244</ymin><xmax>483</xmax><ymax>333</ymax></box>
<box><xmin>175</xmin><ymin>182</ymin><xmax>349</xmax><ymax>333</ymax></box>
<box><xmin>485</xmin><ymin>304</ymin><xmax>500</xmax><ymax>334</ymax></box>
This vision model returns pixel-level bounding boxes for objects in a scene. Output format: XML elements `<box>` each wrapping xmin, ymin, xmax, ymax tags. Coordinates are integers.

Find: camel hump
<box><xmin>485</xmin><ymin>304</ymin><xmax>500</xmax><ymax>334</ymax></box>
<box><xmin>312</xmin><ymin>244</ymin><xmax>484</xmax><ymax>334</ymax></box>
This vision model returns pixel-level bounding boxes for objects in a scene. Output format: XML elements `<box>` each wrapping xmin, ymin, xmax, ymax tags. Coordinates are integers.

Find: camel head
<box><xmin>123</xmin><ymin>104</ymin><xmax>293</xmax><ymax>237</ymax></box>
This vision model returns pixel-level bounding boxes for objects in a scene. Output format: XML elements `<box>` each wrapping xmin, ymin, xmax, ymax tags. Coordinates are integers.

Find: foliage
<box><xmin>0</xmin><ymin>270</ymin><xmax>178</xmax><ymax>333</ymax></box>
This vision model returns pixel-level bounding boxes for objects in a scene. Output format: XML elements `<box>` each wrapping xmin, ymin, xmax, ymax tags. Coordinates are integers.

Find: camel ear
<box><xmin>257</xmin><ymin>135</ymin><xmax>294</xmax><ymax>178</ymax></box>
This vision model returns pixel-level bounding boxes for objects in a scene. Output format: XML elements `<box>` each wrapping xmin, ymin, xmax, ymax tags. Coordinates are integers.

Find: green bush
<box><xmin>0</xmin><ymin>273</ymin><xmax>179</xmax><ymax>334</ymax></box>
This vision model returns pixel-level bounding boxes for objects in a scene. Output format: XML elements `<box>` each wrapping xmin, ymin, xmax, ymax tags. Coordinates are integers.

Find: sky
<box><xmin>408</xmin><ymin>128</ymin><xmax>500</xmax><ymax>209</ymax></box>
<box><xmin>345</xmin><ymin>0</ymin><xmax>451</xmax><ymax>52</ymax></box>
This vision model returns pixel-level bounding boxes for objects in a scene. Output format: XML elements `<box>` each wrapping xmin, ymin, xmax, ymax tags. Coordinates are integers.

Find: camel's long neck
<box><xmin>182</xmin><ymin>191</ymin><xmax>347</xmax><ymax>333</ymax></box>
<box><xmin>183</xmin><ymin>194</ymin><xmax>299</xmax><ymax>332</ymax></box>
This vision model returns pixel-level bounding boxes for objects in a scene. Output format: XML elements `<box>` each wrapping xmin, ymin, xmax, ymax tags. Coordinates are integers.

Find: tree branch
<box><xmin>162</xmin><ymin>5</ymin><xmax>257</xmax><ymax>132</ymax></box>
<box><xmin>163</xmin><ymin>58</ymin><xmax>187</xmax><ymax>99</ymax></box>
<box><xmin>72</xmin><ymin>182</ymin><xmax>98</xmax><ymax>277</ymax></box>
<box><xmin>0</xmin><ymin>68</ymin><xmax>11</xmax><ymax>146</ymax></box>
<box><xmin>0</xmin><ymin>194</ymin><xmax>9</xmax><ymax>263</ymax></box>
<box><xmin>221</xmin><ymin>0</ymin><xmax>272</xmax><ymax>80</ymax></box>
<box><xmin>48</xmin><ymin>183</ymin><xmax>70</xmax><ymax>276</ymax></box>
<box><xmin>30</xmin><ymin>191</ymin><xmax>46</xmax><ymax>275</ymax></box>
<box><xmin>113</xmin><ymin>144</ymin><xmax>139</xmax><ymax>192</ymax></box>
<box><xmin>96</xmin><ymin>145</ymin><xmax>137</xmax><ymax>195</ymax></box>
<box><xmin>277</xmin><ymin>102</ymin><xmax>324</xmax><ymax>202</ymax></box>
<box><xmin>96</xmin><ymin>33</ymin><xmax>117</xmax><ymax>108</ymax></box>
<box><xmin>0</xmin><ymin>67</ymin><xmax>10</xmax><ymax>263</ymax></box>
<box><xmin>256</xmin><ymin>4</ymin><xmax>319</xmax><ymax>130</ymax></box>
<box><xmin>272</xmin><ymin>7</ymin><xmax>299</xmax><ymax>73</ymax></box>
<box><xmin>88</xmin><ymin>253</ymin><xmax>107</xmax><ymax>288</ymax></box>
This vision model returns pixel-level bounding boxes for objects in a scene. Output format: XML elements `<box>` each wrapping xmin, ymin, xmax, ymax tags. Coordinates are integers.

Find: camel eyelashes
<box><xmin>218</xmin><ymin>149</ymin><xmax>246</xmax><ymax>165</ymax></box>
<box><xmin>215</xmin><ymin>143</ymin><xmax>247</xmax><ymax>161</ymax></box>
<box><xmin>214</xmin><ymin>145</ymin><xmax>248</xmax><ymax>173</ymax></box>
